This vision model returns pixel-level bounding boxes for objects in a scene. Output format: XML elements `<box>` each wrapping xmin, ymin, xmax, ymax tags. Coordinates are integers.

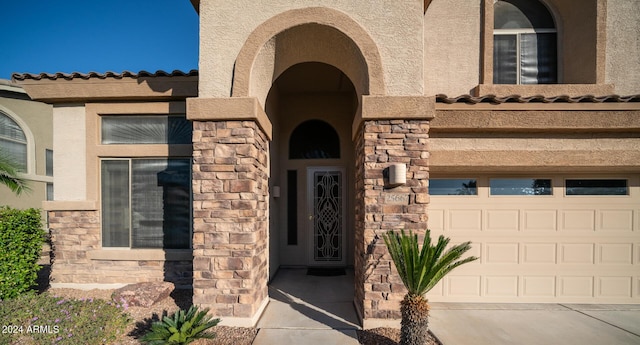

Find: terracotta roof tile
<box><xmin>436</xmin><ymin>94</ymin><xmax>640</xmax><ymax>104</ymax></box>
<box><xmin>11</xmin><ymin>69</ymin><xmax>198</xmax><ymax>81</ymax></box>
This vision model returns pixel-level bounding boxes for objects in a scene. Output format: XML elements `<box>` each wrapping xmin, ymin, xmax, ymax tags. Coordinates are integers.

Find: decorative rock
<box><xmin>112</xmin><ymin>282</ymin><xmax>175</xmax><ymax>307</ymax></box>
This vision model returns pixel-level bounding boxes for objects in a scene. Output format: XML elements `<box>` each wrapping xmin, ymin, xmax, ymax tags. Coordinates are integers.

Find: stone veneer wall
<box><xmin>48</xmin><ymin>210</ymin><xmax>192</xmax><ymax>285</ymax></box>
<box><xmin>354</xmin><ymin>119</ymin><xmax>430</xmax><ymax>320</ymax></box>
<box><xmin>191</xmin><ymin>120</ymin><xmax>270</xmax><ymax>318</ymax></box>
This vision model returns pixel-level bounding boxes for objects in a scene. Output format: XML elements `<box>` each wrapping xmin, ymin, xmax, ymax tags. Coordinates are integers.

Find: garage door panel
<box><xmin>486</xmin><ymin>243</ymin><xmax>519</xmax><ymax>264</ymax></box>
<box><xmin>523</xmin><ymin>210</ymin><xmax>557</xmax><ymax>231</ymax></box>
<box><xmin>597</xmin><ymin>277</ymin><xmax>633</xmax><ymax>298</ymax></box>
<box><xmin>561</xmin><ymin>210</ymin><xmax>596</xmax><ymax>231</ymax></box>
<box><xmin>522</xmin><ymin>243</ymin><xmax>557</xmax><ymax>264</ymax></box>
<box><xmin>448</xmin><ymin>209</ymin><xmax>482</xmax><ymax>231</ymax></box>
<box><xmin>522</xmin><ymin>276</ymin><xmax>556</xmax><ymax>297</ymax></box>
<box><xmin>560</xmin><ymin>243</ymin><xmax>595</xmax><ymax>264</ymax></box>
<box><xmin>447</xmin><ymin>276</ymin><xmax>481</xmax><ymax>297</ymax></box>
<box><xmin>598</xmin><ymin>243</ymin><xmax>633</xmax><ymax>264</ymax></box>
<box><xmin>485</xmin><ymin>210</ymin><xmax>520</xmax><ymax>231</ymax></box>
<box><xmin>485</xmin><ymin>276</ymin><xmax>519</xmax><ymax>297</ymax></box>
<box><xmin>559</xmin><ymin>276</ymin><xmax>594</xmax><ymax>297</ymax></box>
<box><xmin>429</xmin><ymin>209</ymin><xmax>444</xmax><ymax>231</ymax></box>
<box><xmin>598</xmin><ymin>209</ymin><xmax>634</xmax><ymax>232</ymax></box>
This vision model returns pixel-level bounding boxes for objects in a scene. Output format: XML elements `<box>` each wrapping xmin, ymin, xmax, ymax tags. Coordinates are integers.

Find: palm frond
<box><xmin>383</xmin><ymin>229</ymin><xmax>478</xmax><ymax>296</ymax></box>
<box><xmin>0</xmin><ymin>153</ymin><xmax>30</xmax><ymax>196</ymax></box>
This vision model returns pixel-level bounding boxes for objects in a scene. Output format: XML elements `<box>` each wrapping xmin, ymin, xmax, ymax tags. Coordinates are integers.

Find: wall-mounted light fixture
<box><xmin>387</xmin><ymin>163</ymin><xmax>406</xmax><ymax>187</ymax></box>
<box><xmin>272</xmin><ymin>186</ymin><xmax>281</xmax><ymax>198</ymax></box>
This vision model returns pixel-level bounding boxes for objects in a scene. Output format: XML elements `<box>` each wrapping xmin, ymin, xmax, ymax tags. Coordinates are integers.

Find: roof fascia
<box><xmin>16</xmin><ymin>76</ymin><xmax>198</xmax><ymax>103</ymax></box>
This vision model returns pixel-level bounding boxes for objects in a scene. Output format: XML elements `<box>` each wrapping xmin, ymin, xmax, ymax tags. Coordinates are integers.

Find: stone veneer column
<box><xmin>191</xmin><ymin>120</ymin><xmax>269</xmax><ymax>322</ymax></box>
<box><xmin>354</xmin><ymin>119</ymin><xmax>430</xmax><ymax>323</ymax></box>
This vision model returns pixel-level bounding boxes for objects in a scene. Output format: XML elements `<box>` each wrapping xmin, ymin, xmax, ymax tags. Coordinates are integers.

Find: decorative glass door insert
<box><xmin>308</xmin><ymin>167</ymin><xmax>345</xmax><ymax>265</ymax></box>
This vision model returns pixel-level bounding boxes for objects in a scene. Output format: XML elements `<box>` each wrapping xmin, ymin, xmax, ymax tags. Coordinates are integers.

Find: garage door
<box><xmin>426</xmin><ymin>175</ymin><xmax>639</xmax><ymax>303</ymax></box>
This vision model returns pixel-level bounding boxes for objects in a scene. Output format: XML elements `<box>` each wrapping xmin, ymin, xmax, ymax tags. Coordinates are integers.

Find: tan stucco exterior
<box><xmin>606</xmin><ymin>0</ymin><xmax>640</xmax><ymax>95</ymax></box>
<box><xmin>0</xmin><ymin>81</ymin><xmax>52</xmax><ymax>211</ymax></box>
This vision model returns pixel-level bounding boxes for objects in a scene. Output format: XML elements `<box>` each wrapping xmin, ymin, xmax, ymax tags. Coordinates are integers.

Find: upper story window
<box><xmin>0</xmin><ymin>111</ymin><xmax>27</xmax><ymax>172</ymax></box>
<box><xmin>493</xmin><ymin>0</ymin><xmax>557</xmax><ymax>84</ymax></box>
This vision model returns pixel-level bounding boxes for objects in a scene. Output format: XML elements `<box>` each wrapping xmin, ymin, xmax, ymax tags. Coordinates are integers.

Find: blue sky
<box><xmin>0</xmin><ymin>0</ymin><xmax>199</xmax><ymax>80</ymax></box>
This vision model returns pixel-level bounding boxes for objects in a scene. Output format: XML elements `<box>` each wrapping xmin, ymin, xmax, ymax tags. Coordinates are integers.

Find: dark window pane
<box><xmin>102</xmin><ymin>115</ymin><xmax>192</xmax><ymax>145</ymax></box>
<box><xmin>430</xmin><ymin>179</ymin><xmax>477</xmax><ymax>195</ymax></box>
<box><xmin>494</xmin><ymin>0</ymin><xmax>555</xmax><ymax>29</ymax></box>
<box><xmin>566</xmin><ymin>179</ymin><xmax>628</xmax><ymax>196</ymax></box>
<box><xmin>131</xmin><ymin>159</ymin><xmax>191</xmax><ymax>249</ymax></box>
<box><xmin>101</xmin><ymin>158</ymin><xmax>191</xmax><ymax>249</ymax></box>
<box><xmin>101</xmin><ymin>160</ymin><xmax>131</xmax><ymax>247</ymax></box>
<box><xmin>521</xmin><ymin>33</ymin><xmax>557</xmax><ymax>84</ymax></box>
<box><xmin>46</xmin><ymin>149</ymin><xmax>53</xmax><ymax>176</ymax></box>
<box><xmin>287</xmin><ymin>170</ymin><xmax>298</xmax><ymax>245</ymax></box>
<box><xmin>490</xmin><ymin>178</ymin><xmax>552</xmax><ymax>195</ymax></box>
<box><xmin>494</xmin><ymin>35</ymin><xmax>518</xmax><ymax>84</ymax></box>
<box><xmin>289</xmin><ymin>120</ymin><xmax>340</xmax><ymax>159</ymax></box>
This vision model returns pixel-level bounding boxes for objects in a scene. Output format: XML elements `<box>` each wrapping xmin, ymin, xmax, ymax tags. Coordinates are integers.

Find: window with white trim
<box><xmin>0</xmin><ymin>111</ymin><xmax>27</xmax><ymax>172</ymax></box>
<box><xmin>493</xmin><ymin>0</ymin><xmax>557</xmax><ymax>84</ymax></box>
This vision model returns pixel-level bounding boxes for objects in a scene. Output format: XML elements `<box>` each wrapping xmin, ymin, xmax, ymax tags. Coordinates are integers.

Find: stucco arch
<box><xmin>232</xmin><ymin>7</ymin><xmax>385</xmax><ymax>102</ymax></box>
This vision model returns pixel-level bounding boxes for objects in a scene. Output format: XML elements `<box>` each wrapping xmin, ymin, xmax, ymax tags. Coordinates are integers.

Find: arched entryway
<box><xmin>265</xmin><ymin>62</ymin><xmax>357</xmax><ymax>276</ymax></box>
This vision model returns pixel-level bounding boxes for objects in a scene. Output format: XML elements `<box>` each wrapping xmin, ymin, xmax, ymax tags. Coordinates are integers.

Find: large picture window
<box><xmin>101</xmin><ymin>158</ymin><xmax>191</xmax><ymax>249</ymax></box>
<box><xmin>493</xmin><ymin>0</ymin><xmax>557</xmax><ymax>84</ymax></box>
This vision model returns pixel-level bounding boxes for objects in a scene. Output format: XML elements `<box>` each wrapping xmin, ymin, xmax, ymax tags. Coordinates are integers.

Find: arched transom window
<box><xmin>0</xmin><ymin>111</ymin><xmax>27</xmax><ymax>171</ymax></box>
<box><xmin>289</xmin><ymin>120</ymin><xmax>340</xmax><ymax>159</ymax></box>
<box><xmin>494</xmin><ymin>0</ymin><xmax>558</xmax><ymax>84</ymax></box>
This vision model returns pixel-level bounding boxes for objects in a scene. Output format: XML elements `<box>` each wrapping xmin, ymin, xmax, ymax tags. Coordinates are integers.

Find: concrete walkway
<box><xmin>253</xmin><ymin>268</ymin><xmax>360</xmax><ymax>345</ymax></box>
<box><xmin>252</xmin><ymin>269</ymin><xmax>640</xmax><ymax>344</ymax></box>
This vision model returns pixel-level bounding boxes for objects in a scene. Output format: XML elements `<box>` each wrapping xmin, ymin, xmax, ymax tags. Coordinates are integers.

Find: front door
<box><xmin>307</xmin><ymin>167</ymin><xmax>346</xmax><ymax>266</ymax></box>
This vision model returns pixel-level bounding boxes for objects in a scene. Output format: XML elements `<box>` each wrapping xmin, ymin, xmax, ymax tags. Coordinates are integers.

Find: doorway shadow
<box><xmin>259</xmin><ymin>268</ymin><xmax>360</xmax><ymax>331</ymax></box>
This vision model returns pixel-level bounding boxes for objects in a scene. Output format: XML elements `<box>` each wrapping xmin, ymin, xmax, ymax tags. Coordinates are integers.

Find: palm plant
<box><xmin>140</xmin><ymin>305</ymin><xmax>220</xmax><ymax>345</ymax></box>
<box><xmin>0</xmin><ymin>152</ymin><xmax>29</xmax><ymax>196</ymax></box>
<box><xmin>382</xmin><ymin>229</ymin><xmax>478</xmax><ymax>345</ymax></box>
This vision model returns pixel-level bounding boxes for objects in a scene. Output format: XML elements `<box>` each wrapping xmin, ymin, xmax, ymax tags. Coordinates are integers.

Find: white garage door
<box><xmin>427</xmin><ymin>175</ymin><xmax>639</xmax><ymax>303</ymax></box>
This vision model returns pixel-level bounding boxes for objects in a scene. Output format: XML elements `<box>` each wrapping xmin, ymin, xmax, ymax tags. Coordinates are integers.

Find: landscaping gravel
<box><xmin>46</xmin><ymin>287</ymin><xmax>440</xmax><ymax>345</ymax></box>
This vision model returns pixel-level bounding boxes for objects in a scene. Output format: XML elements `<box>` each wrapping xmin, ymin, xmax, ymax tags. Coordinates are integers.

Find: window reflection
<box><xmin>430</xmin><ymin>179</ymin><xmax>477</xmax><ymax>195</ymax></box>
<box><xmin>490</xmin><ymin>178</ymin><xmax>552</xmax><ymax>195</ymax></box>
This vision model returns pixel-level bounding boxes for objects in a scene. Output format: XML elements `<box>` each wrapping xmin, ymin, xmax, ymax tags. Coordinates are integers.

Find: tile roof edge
<box><xmin>436</xmin><ymin>93</ymin><xmax>640</xmax><ymax>104</ymax></box>
<box><xmin>11</xmin><ymin>69</ymin><xmax>199</xmax><ymax>81</ymax></box>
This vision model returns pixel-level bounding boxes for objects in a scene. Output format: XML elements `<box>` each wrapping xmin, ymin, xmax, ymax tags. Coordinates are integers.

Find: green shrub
<box><xmin>141</xmin><ymin>305</ymin><xmax>220</xmax><ymax>345</ymax></box>
<box><xmin>0</xmin><ymin>207</ymin><xmax>46</xmax><ymax>300</ymax></box>
<box><xmin>0</xmin><ymin>293</ymin><xmax>130</xmax><ymax>344</ymax></box>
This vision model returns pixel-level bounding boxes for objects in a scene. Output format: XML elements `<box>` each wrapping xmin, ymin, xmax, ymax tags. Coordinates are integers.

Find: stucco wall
<box><xmin>424</xmin><ymin>0</ymin><xmax>481</xmax><ymax>96</ymax></box>
<box><xmin>606</xmin><ymin>0</ymin><xmax>640</xmax><ymax>95</ymax></box>
<box><xmin>52</xmin><ymin>105</ymin><xmax>86</xmax><ymax>201</ymax></box>
<box><xmin>0</xmin><ymin>92</ymin><xmax>52</xmax><ymax>210</ymax></box>
<box><xmin>198</xmin><ymin>0</ymin><xmax>424</xmax><ymax>97</ymax></box>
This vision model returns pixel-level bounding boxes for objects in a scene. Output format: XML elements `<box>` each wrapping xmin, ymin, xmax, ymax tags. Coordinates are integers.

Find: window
<box><xmin>287</xmin><ymin>170</ymin><xmax>298</xmax><ymax>245</ymax></box>
<box><xmin>99</xmin><ymin>114</ymin><xmax>192</xmax><ymax>249</ymax></box>
<box><xmin>430</xmin><ymin>179</ymin><xmax>477</xmax><ymax>195</ymax></box>
<box><xmin>45</xmin><ymin>149</ymin><xmax>53</xmax><ymax>201</ymax></box>
<box><xmin>289</xmin><ymin>120</ymin><xmax>340</xmax><ymax>159</ymax></box>
<box><xmin>493</xmin><ymin>0</ymin><xmax>557</xmax><ymax>84</ymax></box>
<box><xmin>0</xmin><ymin>111</ymin><xmax>27</xmax><ymax>171</ymax></box>
<box><xmin>490</xmin><ymin>178</ymin><xmax>552</xmax><ymax>195</ymax></box>
<box><xmin>101</xmin><ymin>158</ymin><xmax>191</xmax><ymax>249</ymax></box>
<box><xmin>565</xmin><ymin>179</ymin><xmax>628</xmax><ymax>196</ymax></box>
<box><xmin>101</xmin><ymin>115</ymin><xmax>192</xmax><ymax>145</ymax></box>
